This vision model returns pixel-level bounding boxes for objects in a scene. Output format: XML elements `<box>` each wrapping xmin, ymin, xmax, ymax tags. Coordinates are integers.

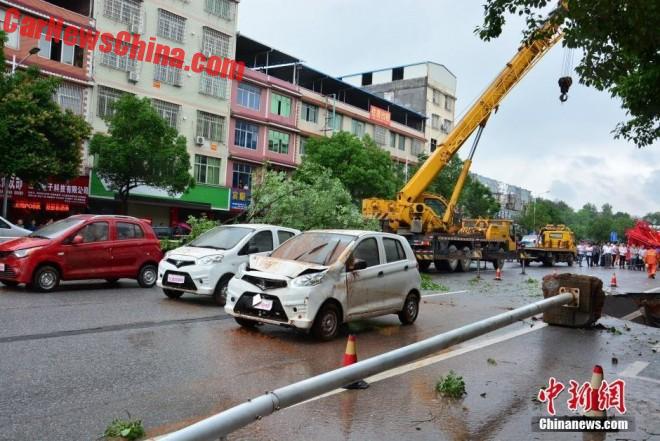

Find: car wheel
<box><xmin>235</xmin><ymin>317</ymin><xmax>258</xmax><ymax>328</ymax></box>
<box><xmin>312</xmin><ymin>302</ymin><xmax>341</xmax><ymax>341</ymax></box>
<box><xmin>32</xmin><ymin>265</ymin><xmax>60</xmax><ymax>292</ymax></box>
<box><xmin>418</xmin><ymin>261</ymin><xmax>431</xmax><ymax>272</ymax></box>
<box><xmin>137</xmin><ymin>264</ymin><xmax>157</xmax><ymax>288</ymax></box>
<box><xmin>0</xmin><ymin>280</ymin><xmax>19</xmax><ymax>287</ymax></box>
<box><xmin>398</xmin><ymin>292</ymin><xmax>420</xmax><ymax>325</ymax></box>
<box><xmin>163</xmin><ymin>288</ymin><xmax>183</xmax><ymax>299</ymax></box>
<box><xmin>212</xmin><ymin>275</ymin><xmax>232</xmax><ymax>307</ymax></box>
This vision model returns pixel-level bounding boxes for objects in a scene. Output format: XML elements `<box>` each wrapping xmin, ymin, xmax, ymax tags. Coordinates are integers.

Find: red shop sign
<box><xmin>0</xmin><ymin>176</ymin><xmax>89</xmax><ymax>205</ymax></box>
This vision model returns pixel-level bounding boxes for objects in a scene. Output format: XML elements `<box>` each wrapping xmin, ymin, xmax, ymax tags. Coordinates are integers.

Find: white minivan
<box><xmin>157</xmin><ymin>224</ymin><xmax>300</xmax><ymax>305</ymax></box>
<box><xmin>225</xmin><ymin>230</ymin><xmax>422</xmax><ymax>340</ymax></box>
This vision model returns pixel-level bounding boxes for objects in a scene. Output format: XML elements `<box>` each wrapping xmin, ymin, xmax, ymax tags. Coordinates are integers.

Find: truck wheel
<box><xmin>458</xmin><ymin>247</ymin><xmax>472</xmax><ymax>272</ymax></box>
<box><xmin>542</xmin><ymin>256</ymin><xmax>555</xmax><ymax>267</ymax></box>
<box><xmin>418</xmin><ymin>261</ymin><xmax>431</xmax><ymax>272</ymax></box>
<box><xmin>446</xmin><ymin>245</ymin><xmax>459</xmax><ymax>272</ymax></box>
<box><xmin>312</xmin><ymin>302</ymin><xmax>341</xmax><ymax>341</ymax></box>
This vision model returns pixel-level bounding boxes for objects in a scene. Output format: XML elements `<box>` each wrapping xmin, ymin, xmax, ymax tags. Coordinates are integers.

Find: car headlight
<box><xmin>234</xmin><ymin>263</ymin><xmax>247</xmax><ymax>279</ymax></box>
<box><xmin>13</xmin><ymin>247</ymin><xmax>42</xmax><ymax>258</ymax></box>
<box><xmin>199</xmin><ymin>254</ymin><xmax>224</xmax><ymax>265</ymax></box>
<box><xmin>291</xmin><ymin>271</ymin><xmax>327</xmax><ymax>287</ymax></box>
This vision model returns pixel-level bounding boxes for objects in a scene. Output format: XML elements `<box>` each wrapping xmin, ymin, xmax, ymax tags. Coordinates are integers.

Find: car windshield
<box><xmin>271</xmin><ymin>232</ymin><xmax>356</xmax><ymax>265</ymax></box>
<box><xmin>28</xmin><ymin>217</ymin><xmax>85</xmax><ymax>239</ymax></box>
<box><xmin>189</xmin><ymin>226</ymin><xmax>254</xmax><ymax>250</ymax></box>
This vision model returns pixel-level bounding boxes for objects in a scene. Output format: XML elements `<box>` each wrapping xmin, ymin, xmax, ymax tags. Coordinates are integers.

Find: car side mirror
<box><xmin>72</xmin><ymin>235</ymin><xmax>83</xmax><ymax>245</ymax></box>
<box><xmin>348</xmin><ymin>258</ymin><xmax>368</xmax><ymax>272</ymax></box>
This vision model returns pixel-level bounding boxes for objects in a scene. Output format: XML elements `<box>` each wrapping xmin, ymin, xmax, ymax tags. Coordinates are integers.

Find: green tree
<box><xmin>643</xmin><ymin>212</ymin><xmax>660</xmax><ymax>225</ymax></box>
<box><xmin>304</xmin><ymin>132</ymin><xmax>399</xmax><ymax>200</ymax></box>
<box><xmin>0</xmin><ymin>31</ymin><xmax>91</xmax><ymax>217</ymax></box>
<box><xmin>477</xmin><ymin>0</ymin><xmax>660</xmax><ymax>147</ymax></box>
<box><xmin>247</xmin><ymin>162</ymin><xmax>378</xmax><ymax>231</ymax></box>
<box><xmin>89</xmin><ymin>95</ymin><xmax>194</xmax><ymax>213</ymax></box>
<box><xmin>460</xmin><ymin>179</ymin><xmax>500</xmax><ymax>218</ymax></box>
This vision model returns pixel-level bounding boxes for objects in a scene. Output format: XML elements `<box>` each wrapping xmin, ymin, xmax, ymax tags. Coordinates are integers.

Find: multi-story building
<box><xmin>88</xmin><ymin>0</ymin><xmax>239</xmax><ymax>225</ymax></box>
<box><xmin>471</xmin><ymin>173</ymin><xmax>532</xmax><ymax>219</ymax></box>
<box><xmin>0</xmin><ymin>0</ymin><xmax>95</xmax><ymax>222</ymax></box>
<box><xmin>340</xmin><ymin>62</ymin><xmax>457</xmax><ymax>155</ymax></box>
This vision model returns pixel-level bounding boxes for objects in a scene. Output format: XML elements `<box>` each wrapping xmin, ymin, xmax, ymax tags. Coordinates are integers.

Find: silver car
<box><xmin>225</xmin><ymin>230</ymin><xmax>422</xmax><ymax>340</ymax></box>
<box><xmin>0</xmin><ymin>217</ymin><xmax>30</xmax><ymax>243</ymax></box>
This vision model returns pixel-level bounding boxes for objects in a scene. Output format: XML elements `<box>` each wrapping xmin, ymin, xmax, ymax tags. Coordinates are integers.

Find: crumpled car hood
<box><xmin>249</xmin><ymin>255</ymin><xmax>328</xmax><ymax>279</ymax></box>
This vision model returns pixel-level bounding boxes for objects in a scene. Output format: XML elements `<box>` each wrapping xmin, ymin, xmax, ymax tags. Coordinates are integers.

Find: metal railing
<box><xmin>161</xmin><ymin>292</ymin><xmax>576</xmax><ymax>441</ymax></box>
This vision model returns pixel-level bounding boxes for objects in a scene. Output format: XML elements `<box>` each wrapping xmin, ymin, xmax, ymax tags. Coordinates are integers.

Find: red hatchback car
<box><xmin>0</xmin><ymin>215</ymin><xmax>162</xmax><ymax>292</ymax></box>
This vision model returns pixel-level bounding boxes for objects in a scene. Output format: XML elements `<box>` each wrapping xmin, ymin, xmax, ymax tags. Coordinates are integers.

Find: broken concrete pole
<box><xmin>542</xmin><ymin>273</ymin><xmax>604</xmax><ymax>327</ymax></box>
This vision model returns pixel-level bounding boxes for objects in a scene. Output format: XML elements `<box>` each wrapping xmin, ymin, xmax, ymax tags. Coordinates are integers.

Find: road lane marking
<box><xmin>294</xmin><ymin>320</ymin><xmax>548</xmax><ymax>407</ymax></box>
<box><xmin>422</xmin><ymin>290</ymin><xmax>468</xmax><ymax>298</ymax></box>
<box><xmin>621</xmin><ymin>309</ymin><xmax>643</xmax><ymax>321</ymax></box>
<box><xmin>618</xmin><ymin>361</ymin><xmax>660</xmax><ymax>385</ymax></box>
<box><xmin>644</xmin><ymin>286</ymin><xmax>660</xmax><ymax>293</ymax></box>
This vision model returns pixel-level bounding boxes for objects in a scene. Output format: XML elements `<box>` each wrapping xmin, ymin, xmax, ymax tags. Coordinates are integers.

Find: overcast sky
<box><xmin>237</xmin><ymin>0</ymin><xmax>659</xmax><ymax>217</ymax></box>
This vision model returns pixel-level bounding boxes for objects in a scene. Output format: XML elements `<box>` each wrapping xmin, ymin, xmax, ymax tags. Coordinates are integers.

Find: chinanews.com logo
<box><xmin>1</xmin><ymin>8</ymin><xmax>245</xmax><ymax>81</ymax></box>
<box><xmin>533</xmin><ymin>369</ymin><xmax>635</xmax><ymax>433</ymax></box>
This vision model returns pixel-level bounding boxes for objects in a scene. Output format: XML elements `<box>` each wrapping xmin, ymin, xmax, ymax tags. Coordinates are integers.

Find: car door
<box><xmin>381</xmin><ymin>237</ymin><xmax>412</xmax><ymax>310</ymax></box>
<box><xmin>111</xmin><ymin>221</ymin><xmax>145</xmax><ymax>277</ymax></box>
<box><xmin>276</xmin><ymin>229</ymin><xmax>296</xmax><ymax>247</ymax></box>
<box><xmin>63</xmin><ymin>221</ymin><xmax>113</xmax><ymax>279</ymax></box>
<box><xmin>346</xmin><ymin>236</ymin><xmax>383</xmax><ymax>317</ymax></box>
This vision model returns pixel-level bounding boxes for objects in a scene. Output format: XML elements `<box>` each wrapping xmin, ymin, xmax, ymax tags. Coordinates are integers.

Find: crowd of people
<box><xmin>14</xmin><ymin>218</ymin><xmax>54</xmax><ymax>231</ymax></box>
<box><xmin>576</xmin><ymin>242</ymin><xmax>658</xmax><ymax>279</ymax></box>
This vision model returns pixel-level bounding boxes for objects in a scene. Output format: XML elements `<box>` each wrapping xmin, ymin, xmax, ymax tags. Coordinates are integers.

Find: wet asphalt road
<box><xmin>0</xmin><ymin>263</ymin><xmax>658</xmax><ymax>441</ymax></box>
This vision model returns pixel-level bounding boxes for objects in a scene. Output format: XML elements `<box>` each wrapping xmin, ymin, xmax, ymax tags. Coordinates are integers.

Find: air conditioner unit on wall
<box><xmin>128</xmin><ymin>71</ymin><xmax>140</xmax><ymax>83</ymax></box>
<box><xmin>195</xmin><ymin>136</ymin><xmax>205</xmax><ymax>146</ymax></box>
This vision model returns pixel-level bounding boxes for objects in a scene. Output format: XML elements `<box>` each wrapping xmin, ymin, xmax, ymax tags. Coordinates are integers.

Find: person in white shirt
<box><xmin>603</xmin><ymin>244</ymin><xmax>612</xmax><ymax>268</ymax></box>
<box><xmin>586</xmin><ymin>244</ymin><xmax>594</xmax><ymax>267</ymax></box>
<box><xmin>619</xmin><ymin>244</ymin><xmax>628</xmax><ymax>269</ymax></box>
<box><xmin>577</xmin><ymin>243</ymin><xmax>586</xmax><ymax>267</ymax></box>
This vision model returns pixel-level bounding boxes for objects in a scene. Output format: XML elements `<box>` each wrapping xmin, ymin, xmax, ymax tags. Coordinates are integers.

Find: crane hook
<box><xmin>558</xmin><ymin>76</ymin><xmax>573</xmax><ymax>102</ymax></box>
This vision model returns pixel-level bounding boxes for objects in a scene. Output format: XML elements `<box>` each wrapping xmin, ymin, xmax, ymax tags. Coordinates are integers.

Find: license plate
<box><xmin>254</xmin><ymin>299</ymin><xmax>273</xmax><ymax>311</ymax></box>
<box><xmin>167</xmin><ymin>274</ymin><xmax>185</xmax><ymax>284</ymax></box>
<box><xmin>0</xmin><ymin>263</ymin><xmax>4</xmax><ymax>272</ymax></box>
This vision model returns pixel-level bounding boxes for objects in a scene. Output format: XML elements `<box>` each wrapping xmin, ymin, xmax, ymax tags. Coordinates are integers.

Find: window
<box><xmin>117</xmin><ymin>222</ymin><xmax>144</xmax><ymax>240</ymax></box>
<box><xmin>194</xmin><ymin>155</ymin><xmax>221</xmax><ymax>185</ymax></box>
<box><xmin>431</xmin><ymin>114</ymin><xmax>441</xmax><ymax>130</ymax></box>
<box><xmin>237</xmin><ymin>82</ymin><xmax>261</xmax><ymax>110</ymax></box>
<box><xmin>432</xmin><ymin>89</ymin><xmax>442</xmax><ymax>105</ymax></box>
<box><xmin>199</xmin><ymin>71</ymin><xmax>228</xmax><ymax>99</ymax></box>
<box><xmin>398</xmin><ymin>134</ymin><xmax>406</xmax><ymax>151</ymax></box>
<box><xmin>104</xmin><ymin>0</ymin><xmax>141</xmax><ymax>24</ymax></box>
<box><xmin>270</xmin><ymin>93</ymin><xmax>291</xmax><ymax>117</ymax></box>
<box><xmin>353</xmin><ymin>238</ymin><xmax>380</xmax><ymax>268</ymax></box>
<box><xmin>197</xmin><ymin>111</ymin><xmax>225</xmax><ymax>141</ymax></box>
<box><xmin>392</xmin><ymin>67</ymin><xmax>404</xmax><ymax>81</ymax></box>
<box><xmin>430</xmin><ymin>138</ymin><xmax>437</xmax><ymax>152</ymax></box>
<box><xmin>374</xmin><ymin>126</ymin><xmax>387</xmax><ymax>145</ymax></box>
<box><xmin>232</xmin><ymin>162</ymin><xmax>253</xmax><ymax>189</ymax></box>
<box><xmin>327</xmin><ymin>113</ymin><xmax>343</xmax><ymax>132</ymax></box>
<box><xmin>389</xmin><ymin>131</ymin><xmax>397</xmax><ymax>148</ymax></box>
<box><xmin>55</xmin><ymin>83</ymin><xmax>84</xmax><ymax>115</ymax></box>
<box><xmin>383</xmin><ymin>238</ymin><xmax>406</xmax><ymax>263</ymax></box>
<box><xmin>351</xmin><ymin>119</ymin><xmax>365</xmax><ymax>137</ymax></box>
<box><xmin>412</xmin><ymin>140</ymin><xmax>423</xmax><ymax>155</ymax></box>
<box><xmin>361</xmin><ymin>72</ymin><xmax>372</xmax><ymax>86</ymax></box>
<box><xmin>268</xmin><ymin>130</ymin><xmax>290</xmax><ymax>154</ymax></box>
<box><xmin>445</xmin><ymin>95</ymin><xmax>454</xmax><ymax>112</ymax></box>
<box><xmin>152</xmin><ymin>99</ymin><xmax>180</xmax><ymax>128</ymax></box>
<box><xmin>101</xmin><ymin>40</ymin><xmax>136</xmax><ymax>72</ymax></box>
<box><xmin>202</xmin><ymin>27</ymin><xmax>231</xmax><ymax>57</ymax></box>
<box><xmin>38</xmin><ymin>30</ymin><xmax>84</xmax><ymax>67</ymax></box>
<box><xmin>0</xmin><ymin>10</ymin><xmax>19</xmax><ymax>48</ymax></box>
<box><xmin>154</xmin><ymin>63</ymin><xmax>182</xmax><ymax>86</ymax></box>
<box><xmin>79</xmin><ymin>222</ymin><xmax>109</xmax><ymax>243</ymax></box>
<box><xmin>246</xmin><ymin>231</ymin><xmax>274</xmax><ymax>253</ymax></box>
<box><xmin>301</xmin><ymin>102</ymin><xmax>318</xmax><ymax>123</ymax></box>
<box><xmin>157</xmin><ymin>9</ymin><xmax>186</xmax><ymax>43</ymax></box>
<box><xmin>278</xmin><ymin>230</ymin><xmax>295</xmax><ymax>244</ymax></box>
<box><xmin>97</xmin><ymin>86</ymin><xmax>125</xmax><ymax>118</ymax></box>
<box><xmin>234</xmin><ymin>120</ymin><xmax>258</xmax><ymax>149</ymax></box>
<box><xmin>205</xmin><ymin>0</ymin><xmax>234</xmax><ymax>20</ymax></box>
<box><xmin>299</xmin><ymin>136</ymin><xmax>308</xmax><ymax>155</ymax></box>
<box><xmin>441</xmin><ymin>119</ymin><xmax>452</xmax><ymax>134</ymax></box>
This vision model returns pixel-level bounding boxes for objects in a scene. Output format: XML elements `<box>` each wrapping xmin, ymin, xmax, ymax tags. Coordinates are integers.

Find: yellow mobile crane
<box><xmin>363</xmin><ymin>12</ymin><xmax>564</xmax><ymax>272</ymax></box>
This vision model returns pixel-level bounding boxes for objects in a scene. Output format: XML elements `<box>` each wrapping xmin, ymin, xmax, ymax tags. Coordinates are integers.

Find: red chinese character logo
<box><xmin>567</xmin><ymin>380</ymin><xmax>599</xmax><ymax>412</ymax></box>
<box><xmin>538</xmin><ymin>377</ymin><xmax>565</xmax><ymax>415</ymax></box>
<box><xmin>598</xmin><ymin>379</ymin><xmax>626</xmax><ymax>414</ymax></box>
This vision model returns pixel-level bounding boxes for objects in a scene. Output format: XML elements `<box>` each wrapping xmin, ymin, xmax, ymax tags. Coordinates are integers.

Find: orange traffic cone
<box><xmin>610</xmin><ymin>273</ymin><xmax>618</xmax><ymax>288</ymax></box>
<box><xmin>342</xmin><ymin>335</ymin><xmax>369</xmax><ymax>390</ymax></box>
<box><xmin>585</xmin><ymin>365</ymin><xmax>606</xmax><ymax>418</ymax></box>
<box><xmin>494</xmin><ymin>268</ymin><xmax>502</xmax><ymax>281</ymax></box>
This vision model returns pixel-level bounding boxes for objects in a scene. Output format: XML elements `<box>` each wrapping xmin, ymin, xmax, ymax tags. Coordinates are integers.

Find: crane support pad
<box><xmin>542</xmin><ymin>274</ymin><xmax>604</xmax><ymax>328</ymax></box>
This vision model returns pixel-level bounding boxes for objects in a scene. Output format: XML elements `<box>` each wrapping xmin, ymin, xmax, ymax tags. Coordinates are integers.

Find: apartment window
<box><xmin>301</xmin><ymin>102</ymin><xmax>318</xmax><ymax>123</ymax></box>
<box><xmin>236</xmin><ymin>82</ymin><xmax>261</xmax><ymax>110</ymax></box>
<box><xmin>157</xmin><ymin>9</ymin><xmax>186</xmax><ymax>43</ymax></box>
<box><xmin>445</xmin><ymin>95</ymin><xmax>454</xmax><ymax>112</ymax></box>
<box><xmin>299</xmin><ymin>136</ymin><xmax>308</xmax><ymax>155</ymax></box>
<box><xmin>97</xmin><ymin>86</ymin><xmax>125</xmax><ymax>118</ymax></box>
<box><xmin>234</xmin><ymin>120</ymin><xmax>258</xmax><ymax>150</ymax></box>
<box><xmin>392</xmin><ymin>67</ymin><xmax>404</xmax><ymax>81</ymax></box>
<box><xmin>398</xmin><ymin>134</ymin><xmax>406</xmax><ymax>151</ymax></box>
<box><xmin>270</xmin><ymin>93</ymin><xmax>291</xmax><ymax>117</ymax></box>
<box><xmin>389</xmin><ymin>131</ymin><xmax>397</xmax><ymax>148</ymax></box>
<box><xmin>412</xmin><ymin>140</ymin><xmax>423</xmax><ymax>156</ymax></box>
<box><xmin>199</xmin><ymin>71</ymin><xmax>228</xmax><ymax>99</ymax></box>
<box><xmin>430</xmin><ymin>138</ymin><xmax>437</xmax><ymax>152</ymax></box>
<box><xmin>268</xmin><ymin>130</ymin><xmax>290</xmax><ymax>154</ymax></box>
<box><xmin>152</xmin><ymin>99</ymin><xmax>180</xmax><ymax>128</ymax></box>
<box><xmin>104</xmin><ymin>0</ymin><xmax>140</xmax><ymax>24</ymax></box>
<box><xmin>202</xmin><ymin>27</ymin><xmax>231</xmax><ymax>57</ymax></box>
<box><xmin>194</xmin><ymin>155</ymin><xmax>221</xmax><ymax>186</ymax></box>
<box><xmin>232</xmin><ymin>162</ymin><xmax>253</xmax><ymax>189</ymax></box>
<box><xmin>374</xmin><ymin>126</ymin><xmax>387</xmax><ymax>145</ymax></box>
<box><xmin>431</xmin><ymin>114</ymin><xmax>441</xmax><ymax>130</ymax></box>
<box><xmin>361</xmin><ymin>72</ymin><xmax>372</xmax><ymax>86</ymax></box>
<box><xmin>55</xmin><ymin>83</ymin><xmax>84</xmax><ymax>115</ymax></box>
<box><xmin>205</xmin><ymin>0</ymin><xmax>234</xmax><ymax>20</ymax></box>
<box><xmin>351</xmin><ymin>119</ymin><xmax>365</xmax><ymax>137</ymax></box>
<box><xmin>38</xmin><ymin>30</ymin><xmax>84</xmax><ymax>67</ymax></box>
<box><xmin>432</xmin><ymin>89</ymin><xmax>442</xmax><ymax>105</ymax></box>
<box><xmin>154</xmin><ymin>63</ymin><xmax>182</xmax><ymax>86</ymax></box>
<box><xmin>196</xmin><ymin>111</ymin><xmax>225</xmax><ymax>142</ymax></box>
<box><xmin>327</xmin><ymin>113</ymin><xmax>343</xmax><ymax>132</ymax></box>
<box><xmin>101</xmin><ymin>40</ymin><xmax>136</xmax><ymax>72</ymax></box>
<box><xmin>0</xmin><ymin>9</ymin><xmax>19</xmax><ymax>48</ymax></box>
<box><xmin>441</xmin><ymin>119</ymin><xmax>452</xmax><ymax>134</ymax></box>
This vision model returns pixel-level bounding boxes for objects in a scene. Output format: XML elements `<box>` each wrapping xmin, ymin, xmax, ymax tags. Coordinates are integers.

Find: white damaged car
<box><xmin>225</xmin><ymin>230</ymin><xmax>422</xmax><ymax>340</ymax></box>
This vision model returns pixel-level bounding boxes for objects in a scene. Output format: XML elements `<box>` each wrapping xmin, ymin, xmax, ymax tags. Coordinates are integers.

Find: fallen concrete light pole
<box><xmin>161</xmin><ymin>287</ymin><xmax>590</xmax><ymax>441</ymax></box>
